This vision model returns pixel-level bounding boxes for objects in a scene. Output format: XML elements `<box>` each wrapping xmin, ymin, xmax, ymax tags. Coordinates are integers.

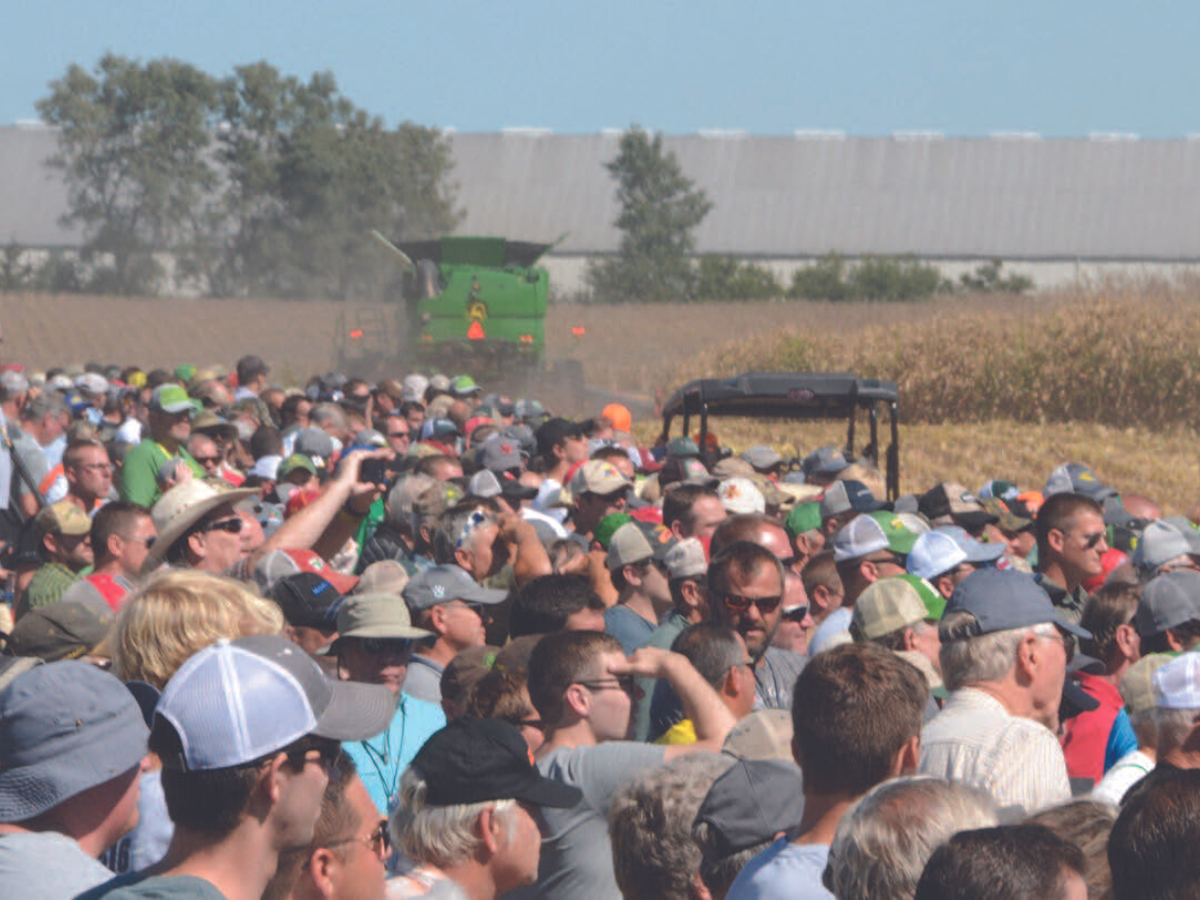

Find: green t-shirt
<box><xmin>15</xmin><ymin>561</ymin><xmax>90</xmax><ymax>620</ymax></box>
<box><xmin>118</xmin><ymin>440</ymin><xmax>204</xmax><ymax>507</ymax></box>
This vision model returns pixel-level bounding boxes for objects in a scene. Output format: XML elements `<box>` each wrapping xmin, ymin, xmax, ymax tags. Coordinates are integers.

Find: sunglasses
<box><xmin>782</xmin><ymin>604</ymin><xmax>810</xmax><ymax>623</ymax></box>
<box><xmin>360</xmin><ymin>637</ymin><xmax>413</xmax><ymax>656</ymax></box>
<box><xmin>199</xmin><ymin>517</ymin><xmax>244</xmax><ymax>535</ymax></box>
<box><xmin>1080</xmin><ymin>531</ymin><xmax>1106</xmax><ymax>550</ymax></box>
<box><xmin>722</xmin><ymin>593</ymin><xmax>784</xmax><ymax>615</ymax></box>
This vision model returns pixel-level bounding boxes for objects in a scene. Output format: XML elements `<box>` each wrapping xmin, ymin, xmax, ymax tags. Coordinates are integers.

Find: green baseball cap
<box><xmin>785</xmin><ymin>502</ymin><xmax>821</xmax><ymax>537</ymax></box>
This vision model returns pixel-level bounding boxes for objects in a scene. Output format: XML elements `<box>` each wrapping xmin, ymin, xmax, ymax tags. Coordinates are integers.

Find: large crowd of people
<box><xmin>2</xmin><ymin>341</ymin><xmax>1200</xmax><ymax>900</ymax></box>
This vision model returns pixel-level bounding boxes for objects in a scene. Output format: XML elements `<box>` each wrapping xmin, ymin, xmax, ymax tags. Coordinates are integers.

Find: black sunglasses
<box><xmin>198</xmin><ymin>516</ymin><xmax>244</xmax><ymax>535</ymax></box>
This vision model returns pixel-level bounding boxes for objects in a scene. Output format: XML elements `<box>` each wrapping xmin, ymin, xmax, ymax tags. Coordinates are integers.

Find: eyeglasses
<box><xmin>1079</xmin><ymin>531</ymin><xmax>1107</xmax><ymax>550</ymax></box>
<box><xmin>867</xmin><ymin>553</ymin><xmax>907</xmax><ymax>569</ymax></box>
<box><xmin>721</xmin><ymin>593</ymin><xmax>784</xmax><ymax>615</ymax></box>
<box><xmin>326</xmin><ymin>820</ymin><xmax>391</xmax><ymax>859</ymax></box>
<box><xmin>577</xmin><ymin>675</ymin><xmax>637</xmax><ymax>695</ymax></box>
<box><xmin>198</xmin><ymin>516</ymin><xmax>244</xmax><ymax>535</ymax></box>
<box><xmin>74</xmin><ymin>462</ymin><xmax>113</xmax><ymax>473</ymax></box>
<box><xmin>387</xmin><ymin>431</ymin><xmax>410</xmax><ymax>440</ymax></box>
<box><xmin>360</xmin><ymin>637</ymin><xmax>413</xmax><ymax>656</ymax></box>
<box><xmin>1036</xmin><ymin>631</ymin><xmax>1076</xmax><ymax>664</ymax></box>
<box><xmin>782</xmin><ymin>604</ymin><xmax>810</xmax><ymax>623</ymax></box>
<box><xmin>193</xmin><ymin>456</ymin><xmax>221</xmax><ymax>466</ymax></box>
<box><xmin>121</xmin><ymin>535</ymin><xmax>157</xmax><ymax>550</ymax></box>
<box><xmin>513</xmin><ymin>716</ymin><xmax>544</xmax><ymax>731</ymax></box>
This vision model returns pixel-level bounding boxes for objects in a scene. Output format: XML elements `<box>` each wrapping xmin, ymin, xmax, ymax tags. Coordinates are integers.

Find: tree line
<box><xmin>31</xmin><ymin>55</ymin><xmax>460</xmax><ymax>299</ymax></box>
<box><xmin>20</xmin><ymin>59</ymin><xmax>1032</xmax><ymax>303</ymax></box>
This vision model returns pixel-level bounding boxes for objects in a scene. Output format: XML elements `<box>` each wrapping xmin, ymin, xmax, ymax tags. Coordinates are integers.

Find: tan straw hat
<box><xmin>148</xmin><ymin>479</ymin><xmax>256</xmax><ymax>570</ymax></box>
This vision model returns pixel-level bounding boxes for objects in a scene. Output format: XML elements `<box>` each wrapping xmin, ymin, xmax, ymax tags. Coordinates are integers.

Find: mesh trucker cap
<box><xmin>942</xmin><ymin>568</ymin><xmax>1090</xmax><ymax>640</ymax></box>
<box><xmin>832</xmin><ymin>512</ymin><xmax>918</xmax><ymax>562</ymax></box>
<box><xmin>1153</xmin><ymin>653</ymin><xmax>1200</xmax><ymax>710</ymax></box>
<box><xmin>820</xmin><ymin>480</ymin><xmax>888</xmax><ymax>519</ymax></box>
<box><xmin>606</xmin><ymin>520</ymin><xmax>679</xmax><ymax>569</ymax></box>
<box><xmin>1121</xmin><ymin>653</ymin><xmax>1175</xmax><ymax>715</ymax></box>
<box><xmin>852</xmin><ymin>578</ymin><xmax>933</xmax><ymax>641</ymax></box>
<box><xmin>154</xmin><ymin>635</ymin><xmax>395</xmax><ymax>771</ymax></box>
<box><xmin>907</xmin><ymin>526</ymin><xmax>1005</xmax><ymax>580</ymax></box>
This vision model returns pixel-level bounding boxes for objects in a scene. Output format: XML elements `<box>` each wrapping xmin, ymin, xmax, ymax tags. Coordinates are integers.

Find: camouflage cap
<box><xmin>35</xmin><ymin>501</ymin><xmax>91</xmax><ymax>538</ymax></box>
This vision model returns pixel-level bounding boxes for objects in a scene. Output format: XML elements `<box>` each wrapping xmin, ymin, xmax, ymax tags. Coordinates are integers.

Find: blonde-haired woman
<box><xmin>105</xmin><ymin>569</ymin><xmax>284</xmax><ymax>875</ymax></box>
<box><xmin>112</xmin><ymin>569</ymin><xmax>283</xmax><ymax>689</ymax></box>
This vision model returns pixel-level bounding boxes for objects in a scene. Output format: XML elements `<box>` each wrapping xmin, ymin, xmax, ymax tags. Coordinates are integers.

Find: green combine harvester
<box><xmin>335</xmin><ymin>232</ymin><xmax>567</xmax><ymax>382</ymax></box>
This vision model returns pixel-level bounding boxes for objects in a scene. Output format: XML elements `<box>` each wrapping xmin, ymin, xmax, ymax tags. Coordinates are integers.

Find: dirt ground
<box><xmin>0</xmin><ymin>292</ymin><xmax>807</xmax><ymax>402</ymax></box>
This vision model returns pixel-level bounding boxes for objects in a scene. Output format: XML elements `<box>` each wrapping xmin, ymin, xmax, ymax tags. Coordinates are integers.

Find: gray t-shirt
<box><xmin>401</xmin><ymin>655</ymin><xmax>445</xmax><ymax>706</ymax></box>
<box><xmin>516</xmin><ymin>742</ymin><xmax>667</xmax><ymax>900</ymax></box>
<box><xmin>753</xmin><ymin>647</ymin><xmax>807</xmax><ymax>711</ymax></box>
<box><xmin>78</xmin><ymin>873</ymin><xmax>228</xmax><ymax>900</ymax></box>
<box><xmin>0</xmin><ymin>831</ymin><xmax>113</xmax><ymax>900</ymax></box>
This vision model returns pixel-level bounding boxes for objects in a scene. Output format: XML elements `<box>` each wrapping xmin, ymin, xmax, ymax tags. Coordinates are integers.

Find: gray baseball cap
<box><xmin>693</xmin><ymin>758</ymin><xmax>804</xmax><ymax>858</ymax></box>
<box><xmin>1136</xmin><ymin>571</ymin><xmax>1200</xmax><ymax>638</ymax></box>
<box><xmin>942</xmin><ymin>568</ymin><xmax>1090</xmax><ymax>639</ymax></box>
<box><xmin>402</xmin><ymin>565</ymin><xmax>508</xmax><ymax>612</ymax></box>
<box><xmin>0</xmin><ymin>661</ymin><xmax>149</xmax><ymax>820</ymax></box>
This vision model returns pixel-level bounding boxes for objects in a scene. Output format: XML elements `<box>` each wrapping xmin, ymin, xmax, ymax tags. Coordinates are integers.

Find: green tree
<box><xmin>216</xmin><ymin>64</ymin><xmax>461</xmax><ymax>300</ymax></box>
<box><xmin>958</xmin><ymin>259</ymin><xmax>1034</xmax><ymax>294</ymax></box>
<box><xmin>789</xmin><ymin>253</ymin><xmax>853</xmax><ymax>301</ymax></box>
<box><xmin>695</xmin><ymin>255</ymin><xmax>781</xmax><ymax>300</ymax></box>
<box><xmin>586</xmin><ymin>126</ymin><xmax>712</xmax><ymax>302</ymax></box>
<box><xmin>37</xmin><ymin>54</ymin><xmax>221</xmax><ymax>295</ymax></box>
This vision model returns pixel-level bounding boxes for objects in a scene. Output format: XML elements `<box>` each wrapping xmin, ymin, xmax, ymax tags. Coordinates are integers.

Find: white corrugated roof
<box><xmin>6</xmin><ymin>126</ymin><xmax>1200</xmax><ymax>260</ymax></box>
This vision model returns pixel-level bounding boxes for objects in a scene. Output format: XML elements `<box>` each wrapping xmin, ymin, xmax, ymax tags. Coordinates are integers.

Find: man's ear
<box><xmin>901</xmin><ymin>627</ymin><xmax>919</xmax><ymax>652</ymax></box>
<box><xmin>1047</xmin><ymin>527</ymin><xmax>1067</xmax><ymax>556</ymax></box>
<box><xmin>689</xmin><ymin>872</ymin><xmax>714</xmax><ymax>900</ymax></box>
<box><xmin>428</xmin><ymin>604</ymin><xmax>450</xmax><ymax>636</ymax></box>
<box><xmin>790</xmin><ymin>734</ymin><xmax>804</xmax><ymax>770</ymax></box>
<box><xmin>890</xmin><ymin>734</ymin><xmax>920</xmax><ymax>777</ymax></box>
<box><xmin>934</xmin><ymin>575</ymin><xmax>955</xmax><ymax>601</ymax></box>
<box><xmin>1014</xmin><ymin>633</ymin><xmax>1039</xmax><ymax>684</ymax></box>
<box><xmin>477</xmin><ymin>806</ymin><xmax>502</xmax><ymax>854</ymax></box>
<box><xmin>42</xmin><ymin>533</ymin><xmax>59</xmax><ymax>559</ymax></box>
<box><xmin>308</xmin><ymin>847</ymin><xmax>340</xmax><ymax>898</ymax></box>
<box><xmin>563</xmin><ymin>683</ymin><xmax>591</xmax><ymax>719</ymax></box>
<box><xmin>623</xmin><ymin>564</ymin><xmax>643</xmax><ymax>589</ymax></box>
<box><xmin>1114</xmin><ymin>623</ymin><xmax>1140</xmax><ymax>661</ymax></box>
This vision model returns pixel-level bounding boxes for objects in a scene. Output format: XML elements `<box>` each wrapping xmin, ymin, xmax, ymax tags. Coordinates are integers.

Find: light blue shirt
<box><xmin>727</xmin><ymin>837</ymin><xmax>833</xmax><ymax>900</ymax></box>
<box><xmin>343</xmin><ymin>692</ymin><xmax>446</xmax><ymax>815</ymax></box>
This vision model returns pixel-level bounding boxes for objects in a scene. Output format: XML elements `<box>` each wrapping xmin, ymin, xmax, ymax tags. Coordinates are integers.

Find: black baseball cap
<box><xmin>269</xmin><ymin>573</ymin><xmax>345</xmax><ymax>630</ymax></box>
<box><xmin>411</xmin><ymin>717</ymin><xmax>581</xmax><ymax>808</ymax></box>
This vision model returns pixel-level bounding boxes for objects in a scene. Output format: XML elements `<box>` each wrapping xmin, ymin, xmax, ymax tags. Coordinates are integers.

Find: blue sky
<box><xmin>3</xmin><ymin>1</ymin><xmax>1197</xmax><ymax>137</ymax></box>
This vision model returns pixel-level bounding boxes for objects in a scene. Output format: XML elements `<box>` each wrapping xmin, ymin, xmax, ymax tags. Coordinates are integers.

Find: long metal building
<box><xmin>5</xmin><ymin>124</ymin><xmax>1200</xmax><ymax>293</ymax></box>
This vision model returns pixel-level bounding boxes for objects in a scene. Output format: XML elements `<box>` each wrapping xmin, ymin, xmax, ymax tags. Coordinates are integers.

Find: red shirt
<box><xmin>1061</xmin><ymin>672</ymin><xmax>1123</xmax><ymax>785</ymax></box>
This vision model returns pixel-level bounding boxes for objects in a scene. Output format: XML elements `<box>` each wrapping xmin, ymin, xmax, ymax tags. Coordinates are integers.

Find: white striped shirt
<box><xmin>919</xmin><ymin>687</ymin><xmax>1071</xmax><ymax>816</ymax></box>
